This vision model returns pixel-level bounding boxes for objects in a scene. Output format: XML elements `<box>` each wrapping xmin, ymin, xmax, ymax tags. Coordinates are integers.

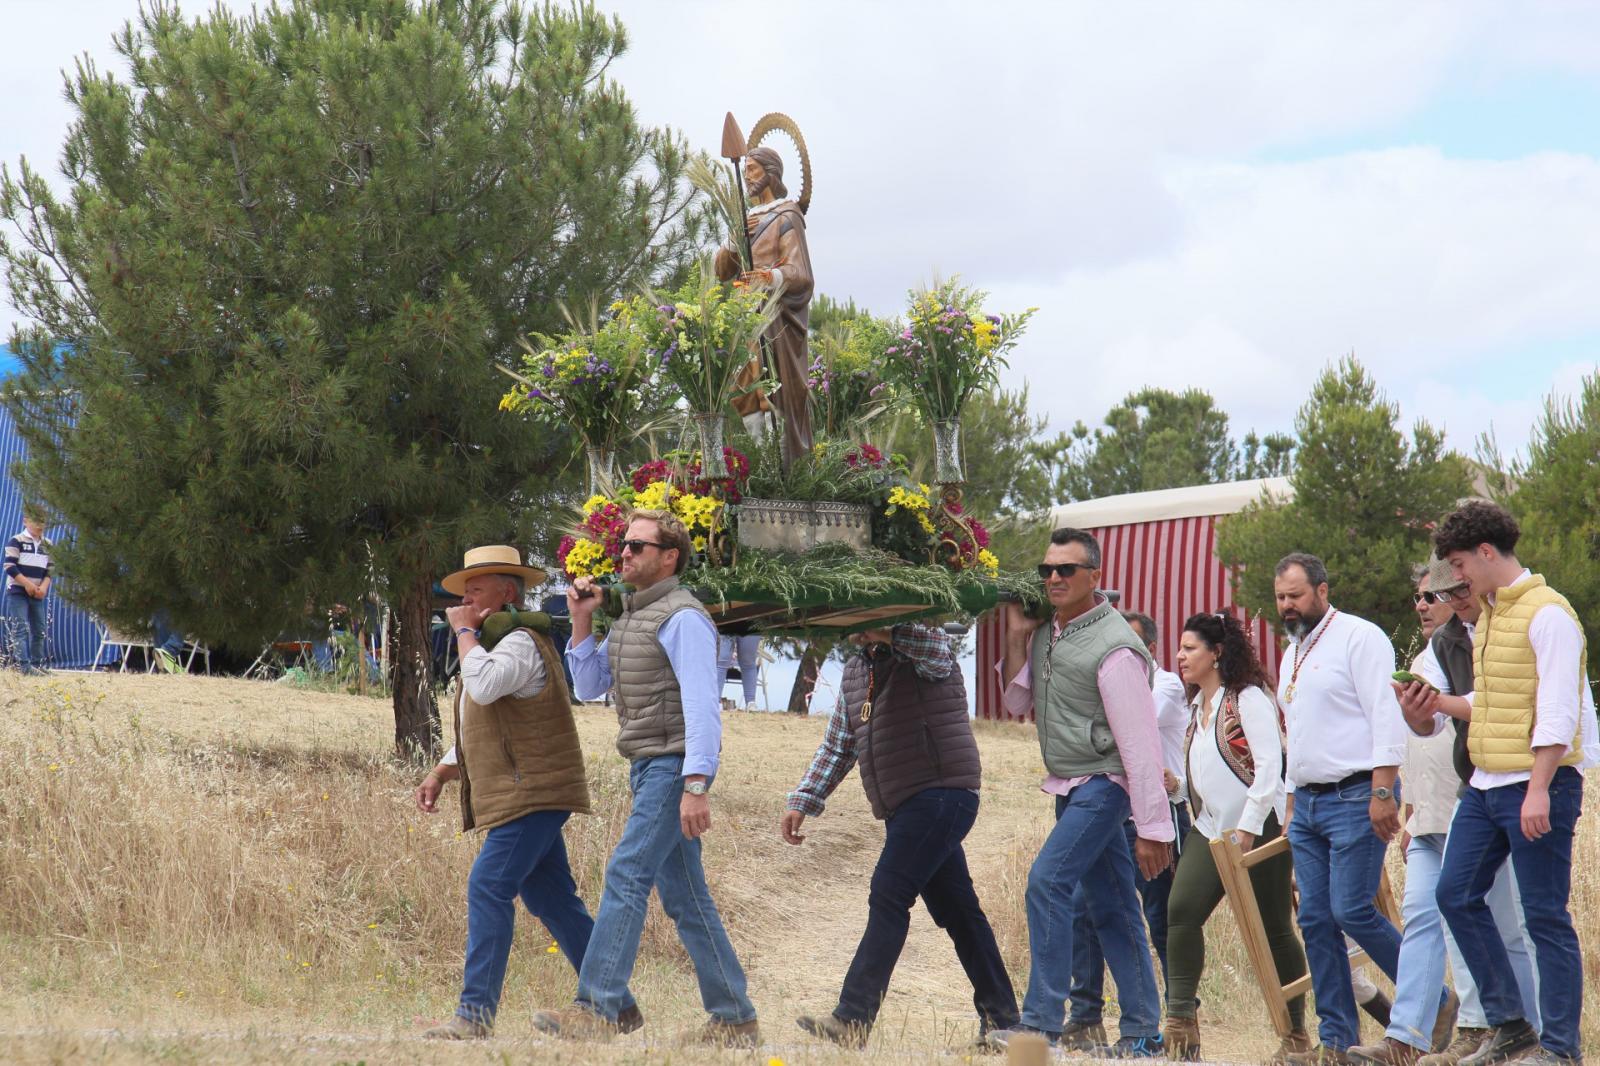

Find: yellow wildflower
<box><xmin>634</xmin><ymin>481</ymin><xmax>672</xmax><ymax>512</ymax></box>
<box><xmin>582</xmin><ymin>494</ymin><xmax>611</xmax><ymax>516</ymax></box>
<box><xmin>978</xmin><ymin>548</ymin><xmax>1000</xmax><ymax>576</ymax></box>
<box><xmin>917</xmin><ymin>513</ymin><xmax>936</xmax><ymax>535</ymax></box>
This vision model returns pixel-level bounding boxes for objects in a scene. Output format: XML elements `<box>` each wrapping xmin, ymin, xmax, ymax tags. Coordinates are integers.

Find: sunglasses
<box><xmin>1413</xmin><ymin>587</ymin><xmax>1470</xmax><ymax>605</ymax></box>
<box><xmin>620</xmin><ymin>539</ymin><xmax>669</xmax><ymax>555</ymax></box>
<box><xmin>1038</xmin><ymin>562</ymin><xmax>1096</xmax><ymax>581</ymax></box>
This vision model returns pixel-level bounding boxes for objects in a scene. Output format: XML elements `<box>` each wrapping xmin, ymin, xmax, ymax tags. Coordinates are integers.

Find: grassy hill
<box><xmin>2</xmin><ymin>671</ymin><xmax>1595</xmax><ymax>1064</ymax></box>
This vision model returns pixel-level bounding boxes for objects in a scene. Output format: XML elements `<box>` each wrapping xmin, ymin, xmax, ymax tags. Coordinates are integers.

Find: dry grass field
<box><xmin>2</xmin><ymin>670</ymin><xmax>1596</xmax><ymax>1065</ymax></box>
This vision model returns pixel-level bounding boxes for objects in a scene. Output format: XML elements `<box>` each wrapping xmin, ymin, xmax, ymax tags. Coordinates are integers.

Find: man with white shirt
<box><xmin>533</xmin><ymin>509</ymin><xmax>761</xmax><ymax>1048</ymax></box>
<box><xmin>1403</xmin><ymin>558</ymin><xmax>1545</xmax><ymax>1066</ymax></box>
<box><xmin>412</xmin><ymin>546</ymin><xmax>610</xmax><ymax>1040</ymax></box>
<box><xmin>1273</xmin><ymin>553</ymin><xmax>1410</xmax><ymax>1065</ymax></box>
<box><xmin>1059</xmin><ymin>610</ymin><xmax>1192</xmax><ymax>1048</ymax></box>
<box><xmin>1400</xmin><ymin>501</ymin><xmax>1587</xmax><ymax>1066</ymax></box>
<box><xmin>986</xmin><ymin>528</ymin><xmax>1173</xmax><ymax>1058</ymax></box>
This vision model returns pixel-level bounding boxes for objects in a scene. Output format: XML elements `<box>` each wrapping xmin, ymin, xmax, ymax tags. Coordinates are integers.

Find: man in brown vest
<box><xmin>413</xmin><ymin>546</ymin><xmax>625</xmax><ymax>1040</ymax></box>
<box><xmin>532</xmin><ymin>510</ymin><xmax>760</xmax><ymax>1048</ymax></box>
<box><xmin>782</xmin><ymin>622</ymin><xmax>1018</xmax><ymax>1048</ymax></box>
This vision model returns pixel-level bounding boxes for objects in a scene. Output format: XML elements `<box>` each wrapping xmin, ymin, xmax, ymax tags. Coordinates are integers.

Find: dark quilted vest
<box><xmin>839</xmin><ymin>648</ymin><xmax>982</xmax><ymax>820</ymax></box>
<box><xmin>1430</xmin><ymin>616</ymin><xmax>1477</xmax><ymax>786</ymax></box>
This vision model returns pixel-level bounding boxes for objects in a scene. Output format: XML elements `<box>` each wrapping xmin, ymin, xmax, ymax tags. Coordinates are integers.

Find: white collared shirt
<box><xmin>1153</xmin><ymin>667</ymin><xmax>1192</xmax><ymax>789</ymax></box>
<box><xmin>1277</xmin><ymin>607</ymin><xmax>1408</xmax><ymax>791</ymax></box>
<box><xmin>1187</xmin><ymin>685</ymin><xmax>1287</xmax><ymax>839</ymax></box>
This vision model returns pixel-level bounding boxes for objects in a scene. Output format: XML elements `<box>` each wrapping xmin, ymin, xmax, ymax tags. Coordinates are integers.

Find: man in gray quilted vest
<box><xmin>781</xmin><ymin>622</ymin><xmax>1019</xmax><ymax>1048</ymax></box>
<box><xmin>986</xmin><ymin>527</ymin><xmax>1174</xmax><ymax>1058</ymax></box>
<box><xmin>532</xmin><ymin>508</ymin><xmax>760</xmax><ymax>1049</ymax></box>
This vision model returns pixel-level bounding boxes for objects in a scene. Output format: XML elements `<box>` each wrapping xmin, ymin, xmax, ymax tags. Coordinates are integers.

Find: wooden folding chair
<box><xmin>1210</xmin><ymin>833</ymin><xmax>1402</xmax><ymax>1038</ymax></box>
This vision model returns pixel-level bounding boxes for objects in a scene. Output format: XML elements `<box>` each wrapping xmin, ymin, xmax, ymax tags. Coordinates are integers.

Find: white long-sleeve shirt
<box><xmin>1277</xmin><ymin>607</ymin><xmax>1408</xmax><ymax>792</ymax></box>
<box><xmin>440</xmin><ymin>629</ymin><xmax>547</xmax><ymax>766</ymax></box>
<box><xmin>1187</xmin><ymin>684</ymin><xmax>1286</xmax><ymax>839</ymax></box>
<box><xmin>1153</xmin><ymin>667</ymin><xmax>1193</xmax><ymax>791</ymax></box>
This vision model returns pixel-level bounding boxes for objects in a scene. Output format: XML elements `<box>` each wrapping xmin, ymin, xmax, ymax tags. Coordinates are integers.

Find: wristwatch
<box><xmin>684</xmin><ymin>780</ymin><xmax>709</xmax><ymax>796</ymax></box>
<box><xmin>1372</xmin><ymin>785</ymin><xmax>1394</xmax><ymax>801</ymax></box>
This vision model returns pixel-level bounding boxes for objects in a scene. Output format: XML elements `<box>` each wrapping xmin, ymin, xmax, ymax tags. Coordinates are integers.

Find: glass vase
<box><xmin>585</xmin><ymin>445</ymin><xmax>617</xmax><ymax>494</ymax></box>
<box><xmin>933</xmin><ymin>417</ymin><xmax>964</xmax><ymax>485</ymax></box>
<box><xmin>691</xmin><ymin>412</ymin><xmax>725</xmax><ymax>473</ymax></box>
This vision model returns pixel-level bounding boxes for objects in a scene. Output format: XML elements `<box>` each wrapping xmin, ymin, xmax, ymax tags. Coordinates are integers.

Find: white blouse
<box><xmin>1187</xmin><ymin>684</ymin><xmax>1287</xmax><ymax>840</ymax></box>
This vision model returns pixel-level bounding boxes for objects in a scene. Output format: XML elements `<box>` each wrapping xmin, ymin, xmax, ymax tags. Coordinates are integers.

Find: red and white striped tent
<box><xmin>976</xmin><ymin>477</ymin><xmax>1294</xmax><ymax>720</ymax></box>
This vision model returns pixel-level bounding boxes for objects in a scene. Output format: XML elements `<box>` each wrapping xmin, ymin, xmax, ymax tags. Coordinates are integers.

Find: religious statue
<box><xmin>715</xmin><ymin>115</ymin><xmax>815</xmax><ymax>469</ymax></box>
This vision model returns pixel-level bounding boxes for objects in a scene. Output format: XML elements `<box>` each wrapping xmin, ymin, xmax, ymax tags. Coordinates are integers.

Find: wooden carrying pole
<box><xmin>1209</xmin><ymin>834</ymin><xmax>1402</xmax><ymax>1038</ymax></box>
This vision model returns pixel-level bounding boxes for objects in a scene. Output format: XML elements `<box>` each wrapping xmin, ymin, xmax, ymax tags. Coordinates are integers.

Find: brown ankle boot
<box><xmin>1163</xmin><ymin>1015</ymin><xmax>1200</xmax><ymax>1061</ymax></box>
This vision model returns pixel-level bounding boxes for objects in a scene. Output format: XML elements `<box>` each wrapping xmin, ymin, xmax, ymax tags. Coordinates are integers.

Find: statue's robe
<box><xmin>715</xmin><ymin>198</ymin><xmax>814</xmax><ymax>466</ymax></box>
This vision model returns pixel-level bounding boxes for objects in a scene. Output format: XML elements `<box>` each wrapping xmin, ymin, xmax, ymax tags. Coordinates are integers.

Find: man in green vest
<box><xmin>413</xmin><ymin>545</ymin><xmax>614</xmax><ymax>1040</ymax></box>
<box><xmin>986</xmin><ymin>527</ymin><xmax>1173</xmax><ymax>1057</ymax></box>
<box><xmin>532</xmin><ymin>509</ymin><xmax>760</xmax><ymax>1048</ymax></box>
<box><xmin>1401</xmin><ymin>501</ymin><xmax>1587</xmax><ymax>1066</ymax></box>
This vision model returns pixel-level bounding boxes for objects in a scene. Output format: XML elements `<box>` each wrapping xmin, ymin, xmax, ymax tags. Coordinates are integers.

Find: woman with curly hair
<box><xmin>1161</xmin><ymin>612</ymin><xmax>1309</xmax><ymax>1062</ymax></box>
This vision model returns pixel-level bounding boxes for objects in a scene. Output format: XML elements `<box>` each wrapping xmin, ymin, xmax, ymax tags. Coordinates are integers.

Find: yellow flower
<box><xmin>634</xmin><ymin>481</ymin><xmax>672</xmax><ymax>512</ymax></box>
<box><xmin>582</xmin><ymin>494</ymin><xmax>610</xmax><ymax>516</ymax></box>
<box><xmin>497</xmin><ymin>390</ymin><xmax>522</xmax><ymax>413</ymax></box>
<box><xmin>692</xmin><ymin>534</ymin><xmax>707</xmax><ymax>552</ymax></box>
<box><xmin>978</xmin><ymin>548</ymin><xmax>1000</xmax><ymax>576</ymax></box>
<box><xmin>917</xmin><ymin>513</ymin><xmax>936</xmax><ymax>535</ymax></box>
<box><xmin>546</xmin><ymin>941</ymin><xmax>561</xmax><ymax>955</ymax></box>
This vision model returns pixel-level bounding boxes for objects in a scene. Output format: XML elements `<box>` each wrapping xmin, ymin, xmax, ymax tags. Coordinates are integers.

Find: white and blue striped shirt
<box><xmin>4</xmin><ymin>530</ymin><xmax>50</xmax><ymax>595</ymax></box>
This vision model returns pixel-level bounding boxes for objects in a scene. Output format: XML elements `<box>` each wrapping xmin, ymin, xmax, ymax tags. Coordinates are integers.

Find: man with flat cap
<box><xmin>415</xmin><ymin>545</ymin><xmax>639</xmax><ymax>1040</ymax></box>
<box><xmin>714</xmin><ymin>144</ymin><xmax>815</xmax><ymax>468</ymax></box>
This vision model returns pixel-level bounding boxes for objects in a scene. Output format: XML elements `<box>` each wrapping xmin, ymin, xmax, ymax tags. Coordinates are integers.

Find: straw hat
<box><xmin>441</xmin><ymin>545</ymin><xmax>547</xmax><ymax>596</ymax></box>
<box><xmin>1425</xmin><ymin>554</ymin><xmax>1464</xmax><ymax>595</ymax></box>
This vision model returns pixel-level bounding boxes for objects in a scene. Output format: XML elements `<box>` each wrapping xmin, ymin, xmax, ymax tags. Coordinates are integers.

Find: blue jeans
<box><xmin>1067</xmin><ymin>802</ymin><xmax>1190</xmax><ymax>1023</ymax></box>
<box><xmin>1440</xmin><ymin>819</ymin><xmax>1539</xmax><ymax>1029</ymax></box>
<box><xmin>1020</xmin><ymin>775</ymin><xmax>1160</xmax><ymax>1037</ymax></box>
<box><xmin>576</xmin><ymin>755</ymin><xmax>755</xmax><ymax>1024</ymax></box>
<box><xmin>1287</xmin><ymin>778</ymin><xmax>1402</xmax><ymax>1051</ymax></box>
<box><xmin>836</xmin><ymin>788</ymin><xmax>1018</xmax><ymax>1031</ymax></box>
<box><xmin>1384</xmin><ymin>833</ymin><xmax>1455</xmax><ymax>1050</ymax></box>
<box><xmin>457</xmin><ymin>809</ymin><xmax>598</xmax><ymax>1024</ymax></box>
<box><xmin>1436</xmin><ymin>768</ymin><xmax>1584</xmax><ymax>1059</ymax></box>
<box><xmin>3</xmin><ymin>592</ymin><xmax>47</xmax><ymax>671</ymax></box>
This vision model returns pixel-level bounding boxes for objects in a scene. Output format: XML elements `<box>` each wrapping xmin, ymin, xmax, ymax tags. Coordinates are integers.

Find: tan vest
<box><xmin>1468</xmin><ymin>574</ymin><xmax>1586</xmax><ymax>773</ymax></box>
<box><xmin>454</xmin><ymin>629</ymin><xmax>591</xmax><ymax>832</ymax></box>
<box><xmin>607</xmin><ymin>576</ymin><xmax>710</xmax><ymax>761</ymax></box>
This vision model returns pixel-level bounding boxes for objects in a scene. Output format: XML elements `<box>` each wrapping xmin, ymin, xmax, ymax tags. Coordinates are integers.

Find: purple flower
<box><xmin>987</xmin><ymin>314</ymin><xmax>1001</xmax><ymax>324</ymax></box>
<box><xmin>885</xmin><ymin>346</ymin><xmax>898</xmax><ymax>355</ymax></box>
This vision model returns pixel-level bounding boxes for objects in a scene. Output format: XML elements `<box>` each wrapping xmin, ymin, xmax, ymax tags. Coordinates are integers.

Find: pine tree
<box><xmin>1216</xmin><ymin>356</ymin><xmax>1472</xmax><ymax>643</ymax></box>
<box><xmin>0</xmin><ymin>0</ymin><xmax>710</xmax><ymax>759</ymax></box>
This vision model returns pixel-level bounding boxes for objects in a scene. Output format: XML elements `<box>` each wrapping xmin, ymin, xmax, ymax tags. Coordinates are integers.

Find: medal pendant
<box><xmin>860</xmin><ymin>700</ymin><xmax>873</xmax><ymax>722</ymax></box>
<box><xmin>1284</xmin><ymin>683</ymin><xmax>1296</xmax><ymax>705</ymax></box>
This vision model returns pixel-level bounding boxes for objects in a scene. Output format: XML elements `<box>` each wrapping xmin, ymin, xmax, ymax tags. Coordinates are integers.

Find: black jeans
<box><xmin>835</xmin><ymin>788</ymin><xmax>1019</xmax><ymax>1031</ymax></box>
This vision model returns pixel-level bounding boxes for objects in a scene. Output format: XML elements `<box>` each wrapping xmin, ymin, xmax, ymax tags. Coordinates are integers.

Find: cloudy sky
<box><xmin>5</xmin><ymin>1</ymin><xmax>1600</xmax><ymax>460</ymax></box>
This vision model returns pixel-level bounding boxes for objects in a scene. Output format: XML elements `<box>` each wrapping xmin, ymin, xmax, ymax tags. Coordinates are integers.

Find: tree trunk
<box><xmin>786</xmin><ymin>642</ymin><xmax>824</xmax><ymax>714</ymax></box>
<box><xmin>391</xmin><ymin>571</ymin><xmax>441</xmax><ymax>762</ymax></box>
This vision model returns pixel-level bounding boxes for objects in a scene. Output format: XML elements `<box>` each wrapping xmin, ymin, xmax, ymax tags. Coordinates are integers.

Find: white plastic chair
<box><xmin>95</xmin><ymin>623</ymin><xmax>157</xmax><ymax>673</ymax></box>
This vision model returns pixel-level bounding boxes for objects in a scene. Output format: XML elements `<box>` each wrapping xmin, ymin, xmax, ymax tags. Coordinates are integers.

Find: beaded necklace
<box><xmin>1283</xmin><ymin>608</ymin><xmax>1338</xmax><ymax>705</ymax></box>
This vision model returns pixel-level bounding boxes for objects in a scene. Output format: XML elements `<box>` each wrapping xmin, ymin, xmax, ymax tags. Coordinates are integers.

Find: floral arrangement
<box><xmin>555</xmin><ymin>448</ymin><xmax>752</xmax><ymax>579</ymax></box>
<box><xmin>875</xmin><ymin>278</ymin><xmax>1035</xmax><ymax>422</ymax></box>
<box><xmin>839</xmin><ymin>443</ymin><xmax>999</xmax><ymax>576</ymax></box>
<box><xmin>632</xmin><ymin>260</ymin><xmax>779</xmax><ymax>415</ymax></box>
<box><xmin>807</xmin><ymin>314</ymin><xmax>899</xmax><ymax>435</ymax></box>
<box><xmin>498</xmin><ymin>308</ymin><xmax>654</xmax><ymax>451</ymax></box>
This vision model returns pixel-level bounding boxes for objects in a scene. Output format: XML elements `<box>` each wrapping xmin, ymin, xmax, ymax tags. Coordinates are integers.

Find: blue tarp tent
<box><xmin>0</xmin><ymin>342</ymin><xmax>110</xmax><ymax>669</ymax></box>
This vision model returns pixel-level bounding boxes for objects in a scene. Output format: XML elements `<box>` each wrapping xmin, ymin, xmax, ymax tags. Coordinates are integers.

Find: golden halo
<box><xmin>747</xmin><ymin>112</ymin><xmax>812</xmax><ymax>215</ymax></box>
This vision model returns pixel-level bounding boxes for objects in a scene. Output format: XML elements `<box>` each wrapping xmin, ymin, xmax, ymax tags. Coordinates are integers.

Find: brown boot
<box><xmin>422</xmin><ymin>1014</ymin><xmax>492</xmax><ymax>1040</ymax></box>
<box><xmin>530</xmin><ymin>1004</ymin><xmax>623</xmax><ymax>1042</ymax></box>
<box><xmin>1286</xmin><ymin>1046</ymin><xmax>1355</xmax><ymax>1066</ymax></box>
<box><xmin>681</xmin><ymin>1016</ymin><xmax>761</xmax><ymax>1049</ymax></box>
<box><xmin>1430</xmin><ymin>991</ymin><xmax>1459</xmax><ymax>1053</ymax></box>
<box><xmin>617</xmin><ymin>1003</ymin><xmax>645</xmax><ymax>1034</ymax></box>
<box><xmin>1348</xmin><ymin>1037</ymin><xmax>1425</xmax><ymax>1065</ymax></box>
<box><xmin>1417</xmin><ymin>1027</ymin><xmax>1489</xmax><ymax>1066</ymax></box>
<box><xmin>1163</xmin><ymin>1015</ymin><xmax>1200</xmax><ymax>1061</ymax></box>
<box><xmin>797</xmin><ymin>1013</ymin><xmax>869</xmax><ymax>1049</ymax></box>
<box><xmin>1268</xmin><ymin>1031</ymin><xmax>1314</xmax><ymax>1065</ymax></box>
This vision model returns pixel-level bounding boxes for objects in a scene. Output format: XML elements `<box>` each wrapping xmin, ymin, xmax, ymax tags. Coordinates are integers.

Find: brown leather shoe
<box><xmin>530</xmin><ymin>1004</ymin><xmax>622</xmax><ymax>1042</ymax></box>
<box><xmin>617</xmin><ymin>1003</ymin><xmax>644</xmax><ymax>1034</ymax></box>
<box><xmin>1418</xmin><ymin>1027</ymin><xmax>1489</xmax><ymax>1066</ymax></box>
<box><xmin>1430</xmin><ymin>990</ymin><xmax>1459</xmax><ymax>1053</ymax></box>
<box><xmin>1286</xmin><ymin>1046</ymin><xmax>1355</xmax><ymax>1066</ymax></box>
<box><xmin>1162</xmin><ymin>1015</ymin><xmax>1200</xmax><ymax>1061</ymax></box>
<box><xmin>422</xmin><ymin>1014</ymin><xmax>492</xmax><ymax>1040</ymax></box>
<box><xmin>1349</xmin><ymin>1037</ymin><xmax>1425</xmax><ymax>1066</ymax></box>
<box><xmin>797</xmin><ymin>1012</ymin><xmax>869</xmax><ymax>1049</ymax></box>
<box><xmin>1268</xmin><ymin>1030</ymin><xmax>1315</xmax><ymax>1065</ymax></box>
<box><xmin>682</xmin><ymin>1016</ymin><xmax>761</xmax><ymax>1049</ymax></box>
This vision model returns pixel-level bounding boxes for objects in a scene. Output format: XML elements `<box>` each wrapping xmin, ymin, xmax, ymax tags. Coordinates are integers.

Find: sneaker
<box><xmin>422</xmin><ymin>1014</ymin><xmax>492</xmax><ymax>1040</ymax></box>
<box><xmin>1431</xmin><ymin>990</ymin><xmax>1460</xmax><ymax>1053</ymax></box>
<box><xmin>1419</xmin><ymin>1028</ymin><xmax>1489</xmax><ymax>1066</ymax></box>
<box><xmin>1457</xmin><ymin>1022</ymin><xmax>1539</xmax><ymax>1066</ymax></box>
<box><xmin>797</xmin><ymin>1013</ymin><xmax>869</xmax><ymax>1049</ymax></box>
<box><xmin>1286</xmin><ymin>1047</ymin><xmax>1356</xmax><ymax>1065</ymax></box>
<box><xmin>681</xmin><ymin>1017</ymin><xmax>761</xmax><ymax>1049</ymax></box>
<box><xmin>1349</xmin><ymin>1037</ymin><xmax>1425</xmax><ymax>1066</ymax></box>
<box><xmin>530</xmin><ymin>1004</ymin><xmax>622</xmax><ymax>1042</ymax></box>
<box><xmin>983</xmin><ymin>1025</ymin><xmax>1060</xmax><ymax>1051</ymax></box>
<box><xmin>1061</xmin><ymin>1019</ymin><xmax>1109</xmax><ymax>1051</ymax></box>
<box><xmin>1089</xmin><ymin>1035</ymin><xmax>1167</xmax><ymax>1059</ymax></box>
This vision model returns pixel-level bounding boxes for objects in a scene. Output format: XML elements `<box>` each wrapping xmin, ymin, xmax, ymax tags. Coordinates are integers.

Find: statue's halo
<box><xmin>748</xmin><ymin>113</ymin><xmax>812</xmax><ymax>216</ymax></box>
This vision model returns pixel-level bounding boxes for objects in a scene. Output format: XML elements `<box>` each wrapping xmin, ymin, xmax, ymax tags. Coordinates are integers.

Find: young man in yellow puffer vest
<box><xmin>1397</xmin><ymin>500</ymin><xmax>1588</xmax><ymax>1066</ymax></box>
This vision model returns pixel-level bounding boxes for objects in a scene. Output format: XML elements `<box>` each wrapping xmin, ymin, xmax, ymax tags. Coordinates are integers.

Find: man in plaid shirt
<box><xmin>781</xmin><ymin>622</ymin><xmax>1017</xmax><ymax>1049</ymax></box>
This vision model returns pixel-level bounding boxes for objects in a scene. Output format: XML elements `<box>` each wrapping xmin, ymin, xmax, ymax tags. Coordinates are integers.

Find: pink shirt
<box><xmin>1000</xmin><ymin>644</ymin><xmax>1174</xmax><ymax>842</ymax></box>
